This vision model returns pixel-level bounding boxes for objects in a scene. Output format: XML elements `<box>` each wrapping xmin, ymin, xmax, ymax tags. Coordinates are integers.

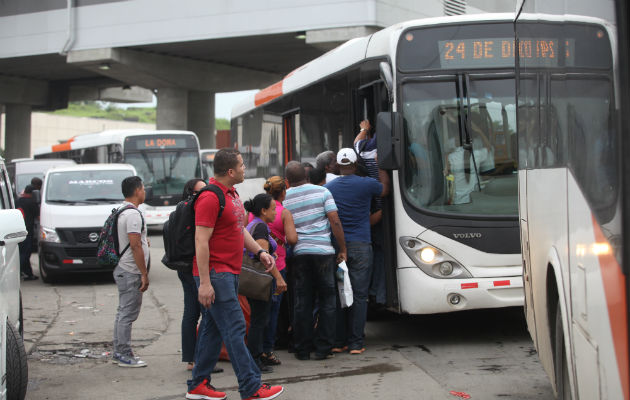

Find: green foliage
<box><xmin>51</xmin><ymin>102</ymin><xmax>156</xmax><ymax>123</ymax></box>
<box><xmin>216</xmin><ymin>118</ymin><xmax>230</xmax><ymax>130</ymax></box>
<box><xmin>50</xmin><ymin>102</ymin><xmax>229</xmax><ymax>128</ymax></box>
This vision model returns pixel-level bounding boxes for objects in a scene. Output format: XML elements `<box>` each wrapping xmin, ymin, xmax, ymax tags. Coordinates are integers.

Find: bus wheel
<box><xmin>6</xmin><ymin>321</ymin><xmax>28</xmax><ymax>400</ymax></box>
<box><xmin>554</xmin><ymin>302</ymin><xmax>571</xmax><ymax>400</ymax></box>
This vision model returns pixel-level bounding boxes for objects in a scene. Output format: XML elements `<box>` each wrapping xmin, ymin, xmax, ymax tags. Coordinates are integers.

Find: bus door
<box><xmin>357</xmin><ymin>80</ymin><xmax>400</xmax><ymax>310</ymax></box>
<box><xmin>282</xmin><ymin>109</ymin><xmax>300</xmax><ymax>166</ymax></box>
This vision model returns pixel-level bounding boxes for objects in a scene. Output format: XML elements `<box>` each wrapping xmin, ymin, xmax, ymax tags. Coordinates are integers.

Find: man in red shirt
<box><xmin>186</xmin><ymin>148</ymin><xmax>284</xmax><ymax>400</ymax></box>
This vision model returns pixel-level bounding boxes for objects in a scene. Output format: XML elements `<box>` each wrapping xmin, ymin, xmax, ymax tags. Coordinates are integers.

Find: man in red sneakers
<box><xmin>186</xmin><ymin>148</ymin><xmax>284</xmax><ymax>400</ymax></box>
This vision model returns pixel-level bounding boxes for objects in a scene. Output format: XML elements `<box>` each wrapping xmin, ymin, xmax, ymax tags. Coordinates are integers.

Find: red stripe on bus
<box><xmin>51</xmin><ymin>137</ymin><xmax>75</xmax><ymax>152</ymax></box>
<box><xmin>62</xmin><ymin>259</ymin><xmax>74</xmax><ymax>264</ymax></box>
<box><xmin>255</xmin><ymin>81</ymin><xmax>283</xmax><ymax>107</ymax></box>
<box><xmin>461</xmin><ymin>283</ymin><xmax>478</xmax><ymax>289</ymax></box>
<box><xmin>493</xmin><ymin>280</ymin><xmax>510</xmax><ymax>287</ymax></box>
<box><xmin>592</xmin><ymin>214</ymin><xmax>629</xmax><ymax>400</ymax></box>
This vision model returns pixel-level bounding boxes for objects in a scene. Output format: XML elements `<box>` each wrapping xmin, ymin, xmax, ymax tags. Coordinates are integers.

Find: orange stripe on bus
<box><xmin>255</xmin><ymin>81</ymin><xmax>283</xmax><ymax>107</ymax></box>
<box><xmin>51</xmin><ymin>137</ymin><xmax>75</xmax><ymax>152</ymax></box>
<box><xmin>592</xmin><ymin>215</ymin><xmax>629</xmax><ymax>400</ymax></box>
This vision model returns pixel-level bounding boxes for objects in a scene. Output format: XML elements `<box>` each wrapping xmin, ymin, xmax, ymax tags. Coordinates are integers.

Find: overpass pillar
<box><xmin>188</xmin><ymin>91</ymin><xmax>215</xmax><ymax>149</ymax></box>
<box><xmin>156</xmin><ymin>88</ymin><xmax>188</xmax><ymax>131</ymax></box>
<box><xmin>4</xmin><ymin>104</ymin><xmax>32</xmax><ymax>161</ymax></box>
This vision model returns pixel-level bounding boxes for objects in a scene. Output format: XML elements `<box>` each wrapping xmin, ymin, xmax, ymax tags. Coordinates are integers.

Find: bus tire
<box><xmin>554</xmin><ymin>302</ymin><xmax>571</xmax><ymax>400</ymax></box>
<box><xmin>6</xmin><ymin>321</ymin><xmax>28</xmax><ymax>400</ymax></box>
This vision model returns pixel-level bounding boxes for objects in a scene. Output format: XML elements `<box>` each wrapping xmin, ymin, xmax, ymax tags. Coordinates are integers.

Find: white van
<box><xmin>0</xmin><ymin>157</ymin><xmax>29</xmax><ymax>400</ymax></box>
<box><xmin>7</xmin><ymin>158</ymin><xmax>76</xmax><ymax>197</ymax></box>
<box><xmin>38</xmin><ymin>163</ymin><xmax>137</xmax><ymax>283</ymax></box>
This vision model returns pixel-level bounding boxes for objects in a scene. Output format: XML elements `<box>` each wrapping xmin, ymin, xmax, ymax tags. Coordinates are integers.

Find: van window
<box><xmin>45</xmin><ymin>170</ymin><xmax>133</xmax><ymax>204</ymax></box>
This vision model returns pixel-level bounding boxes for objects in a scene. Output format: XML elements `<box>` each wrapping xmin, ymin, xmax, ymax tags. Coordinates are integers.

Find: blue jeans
<box><xmin>369</xmin><ymin>222</ymin><xmax>386</xmax><ymax>304</ymax></box>
<box><xmin>178</xmin><ymin>269</ymin><xmax>201</xmax><ymax>363</ymax></box>
<box><xmin>263</xmin><ymin>268</ymin><xmax>286</xmax><ymax>354</ymax></box>
<box><xmin>190</xmin><ymin>272</ymin><xmax>261</xmax><ymax>399</ymax></box>
<box><xmin>335</xmin><ymin>242</ymin><xmax>372</xmax><ymax>350</ymax></box>
<box><xmin>292</xmin><ymin>253</ymin><xmax>336</xmax><ymax>357</ymax></box>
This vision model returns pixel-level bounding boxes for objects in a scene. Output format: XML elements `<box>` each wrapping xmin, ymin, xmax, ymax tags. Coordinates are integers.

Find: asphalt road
<box><xmin>20</xmin><ymin>233</ymin><xmax>555</xmax><ymax>400</ymax></box>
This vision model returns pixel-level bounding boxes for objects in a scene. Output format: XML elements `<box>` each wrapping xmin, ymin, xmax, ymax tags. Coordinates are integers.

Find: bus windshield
<box><xmin>124</xmin><ymin>150</ymin><xmax>201</xmax><ymax>197</ymax></box>
<box><xmin>401</xmin><ymin>77</ymin><xmax>518</xmax><ymax>216</ymax></box>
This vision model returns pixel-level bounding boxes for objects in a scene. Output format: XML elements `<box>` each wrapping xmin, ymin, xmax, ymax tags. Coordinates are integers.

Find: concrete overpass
<box><xmin>0</xmin><ymin>0</ymin><xmax>506</xmax><ymax>161</ymax></box>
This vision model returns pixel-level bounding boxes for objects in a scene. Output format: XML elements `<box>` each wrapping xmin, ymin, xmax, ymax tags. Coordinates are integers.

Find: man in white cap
<box><xmin>324</xmin><ymin>148</ymin><xmax>388</xmax><ymax>355</ymax></box>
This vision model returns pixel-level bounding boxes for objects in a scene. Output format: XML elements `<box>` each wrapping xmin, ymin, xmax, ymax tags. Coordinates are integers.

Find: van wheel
<box><xmin>38</xmin><ymin>254</ymin><xmax>54</xmax><ymax>284</ymax></box>
<box><xmin>6</xmin><ymin>321</ymin><xmax>28</xmax><ymax>400</ymax></box>
<box><xmin>554</xmin><ymin>302</ymin><xmax>572</xmax><ymax>400</ymax></box>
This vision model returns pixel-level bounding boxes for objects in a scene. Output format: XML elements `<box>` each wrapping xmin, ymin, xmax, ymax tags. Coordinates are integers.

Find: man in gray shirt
<box><xmin>112</xmin><ymin>176</ymin><xmax>149</xmax><ymax>367</ymax></box>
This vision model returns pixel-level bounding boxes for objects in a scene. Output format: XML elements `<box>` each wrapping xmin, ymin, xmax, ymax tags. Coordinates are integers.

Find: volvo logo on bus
<box><xmin>453</xmin><ymin>232</ymin><xmax>482</xmax><ymax>239</ymax></box>
<box><xmin>89</xmin><ymin>232</ymin><xmax>99</xmax><ymax>242</ymax></box>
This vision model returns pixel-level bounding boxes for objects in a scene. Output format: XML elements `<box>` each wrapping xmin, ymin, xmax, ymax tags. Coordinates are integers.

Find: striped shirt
<box><xmin>283</xmin><ymin>183</ymin><xmax>338</xmax><ymax>255</ymax></box>
<box><xmin>355</xmin><ymin>136</ymin><xmax>382</xmax><ymax>209</ymax></box>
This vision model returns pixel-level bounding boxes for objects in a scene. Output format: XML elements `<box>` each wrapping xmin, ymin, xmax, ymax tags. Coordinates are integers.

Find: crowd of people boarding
<box><xmin>109</xmin><ymin>120</ymin><xmax>387</xmax><ymax>400</ymax></box>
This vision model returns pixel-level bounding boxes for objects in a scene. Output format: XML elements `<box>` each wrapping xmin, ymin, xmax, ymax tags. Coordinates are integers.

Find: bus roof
<box><xmin>231</xmin><ymin>12</ymin><xmax>610</xmax><ymax>119</ymax></box>
<box><xmin>33</xmin><ymin>129</ymin><xmax>198</xmax><ymax>156</ymax></box>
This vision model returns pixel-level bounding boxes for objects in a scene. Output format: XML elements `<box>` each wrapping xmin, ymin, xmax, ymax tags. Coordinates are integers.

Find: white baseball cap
<box><xmin>337</xmin><ymin>148</ymin><xmax>357</xmax><ymax>165</ymax></box>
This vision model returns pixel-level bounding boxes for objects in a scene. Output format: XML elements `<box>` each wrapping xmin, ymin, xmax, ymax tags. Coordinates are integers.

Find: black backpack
<box><xmin>161</xmin><ymin>184</ymin><xmax>225</xmax><ymax>271</ymax></box>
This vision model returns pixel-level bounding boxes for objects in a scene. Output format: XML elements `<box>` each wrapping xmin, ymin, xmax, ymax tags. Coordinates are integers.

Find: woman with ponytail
<box><xmin>243</xmin><ymin>193</ymin><xmax>289</xmax><ymax>373</ymax></box>
<box><xmin>257</xmin><ymin>176</ymin><xmax>297</xmax><ymax>366</ymax></box>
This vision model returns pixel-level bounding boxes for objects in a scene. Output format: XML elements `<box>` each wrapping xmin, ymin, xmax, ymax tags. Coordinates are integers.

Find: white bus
<box><xmin>33</xmin><ymin>130</ymin><xmax>202</xmax><ymax>229</ymax></box>
<box><xmin>515</xmin><ymin>5</ymin><xmax>630</xmax><ymax>399</ymax></box>
<box><xmin>231</xmin><ymin>14</ymin><xmax>525</xmax><ymax>314</ymax></box>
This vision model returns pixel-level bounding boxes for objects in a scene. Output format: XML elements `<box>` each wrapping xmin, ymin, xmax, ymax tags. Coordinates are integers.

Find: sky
<box><xmin>122</xmin><ymin>89</ymin><xmax>258</xmax><ymax>120</ymax></box>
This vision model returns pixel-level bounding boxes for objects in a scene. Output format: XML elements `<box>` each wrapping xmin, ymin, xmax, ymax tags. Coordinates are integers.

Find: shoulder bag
<box><xmin>238</xmin><ymin>221</ymin><xmax>273</xmax><ymax>301</ymax></box>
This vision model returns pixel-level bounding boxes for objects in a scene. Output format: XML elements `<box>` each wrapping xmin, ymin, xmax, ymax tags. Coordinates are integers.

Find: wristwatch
<box><xmin>256</xmin><ymin>249</ymin><xmax>268</xmax><ymax>258</ymax></box>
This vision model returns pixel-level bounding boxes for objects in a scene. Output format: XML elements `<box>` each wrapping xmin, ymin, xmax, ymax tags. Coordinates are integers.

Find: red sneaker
<box><xmin>244</xmin><ymin>383</ymin><xmax>284</xmax><ymax>400</ymax></box>
<box><xmin>186</xmin><ymin>379</ymin><xmax>227</xmax><ymax>400</ymax></box>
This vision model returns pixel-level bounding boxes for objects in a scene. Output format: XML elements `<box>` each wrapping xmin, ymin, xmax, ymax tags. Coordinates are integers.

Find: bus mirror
<box><xmin>376</xmin><ymin>111</ymin><xmax>401</xmax><ymax>170</ymax></box>
<box><xmin>379</xmin><ymin>62</ymin><xmax>393</xmax><ymax>102</ymax></box>
<box><xmin>144</xmin><ymin>186</ymin><xmax>153</xmax><ymax>202</ymax></box>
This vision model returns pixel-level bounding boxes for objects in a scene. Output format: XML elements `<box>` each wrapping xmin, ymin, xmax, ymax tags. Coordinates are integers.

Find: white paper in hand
<box><xmin>337</xmin><ymin>261</ymin><xmax>353</xmax><ymax>308</ymax></box>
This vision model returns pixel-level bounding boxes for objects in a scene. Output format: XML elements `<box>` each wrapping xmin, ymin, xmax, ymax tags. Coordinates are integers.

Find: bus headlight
<box><xmin>399</xmin><ymin>236</ymin><xmax>471</xmax><ymax>279</ymax></box>
<box><xmin>40</xmin><ymin>227</ymin><xmax>61</xmax><ymax>243</ymax></box>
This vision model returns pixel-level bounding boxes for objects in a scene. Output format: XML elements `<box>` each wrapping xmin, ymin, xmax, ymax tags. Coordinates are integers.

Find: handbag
<box><xmin>238</xmin><ymin>254</ymin><xmax>273</xmax><ymax>301</ymax></box>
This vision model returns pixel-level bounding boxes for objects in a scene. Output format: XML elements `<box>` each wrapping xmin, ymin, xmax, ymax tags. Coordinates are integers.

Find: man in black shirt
<box><xmin>17</xmin><ymin>185</ymin><xmax>39</xmax><ymax>280</ymax></box>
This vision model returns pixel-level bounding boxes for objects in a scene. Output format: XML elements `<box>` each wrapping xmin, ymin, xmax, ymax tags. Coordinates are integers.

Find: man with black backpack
<box><xmin>186</xmin><ymin>148</ymin><xmax>284</xmax><ymax>400</ymax></box>
<box><xmin>112</xmin><ymin>176</ymin><xmax>149</xmax><ymax>368</ymax></box>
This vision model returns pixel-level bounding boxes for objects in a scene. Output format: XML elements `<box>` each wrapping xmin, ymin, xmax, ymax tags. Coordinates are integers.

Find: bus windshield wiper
<box><xmin>461</xmin><ymin>74</ymin><xmax>482</xmax><ymax>192</ymax></box>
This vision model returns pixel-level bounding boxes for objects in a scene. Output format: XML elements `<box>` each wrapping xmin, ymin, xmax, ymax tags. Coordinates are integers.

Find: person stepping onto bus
<box><xmin>112</xmin><ymin>176</ymin><xmax>150</xmax><ymax>367</ymax></box>
<box><xmin>325</xmin><ymin>148</ymin><xmax>388</xmax><ymax>355</ymax></box>
<box><xmin>283</xmin><ymin>161</ymin><xmax>347</xmax><ymax>361</ymax></box>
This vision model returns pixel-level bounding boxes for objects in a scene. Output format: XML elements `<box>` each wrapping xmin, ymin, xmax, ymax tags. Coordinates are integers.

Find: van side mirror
<box><xmin>376</xmin><ymin>111</ymin><xmax>401</xmax><ymax>170</ymax></box>
<box><xmin>144</xmin><ymin>186</ymin><xmax>153</xmax><ymax>202</ymax></box>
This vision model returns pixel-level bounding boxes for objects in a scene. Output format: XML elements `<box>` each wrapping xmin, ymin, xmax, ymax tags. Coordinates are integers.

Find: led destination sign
<box><xmin>125</xmin><ymin>135</ymin><xmax>197</xmax><ymax>151</ymax></box>
<box><xmin>438</xmin><ymin>38</ymin><xmax>575</xmax><ymax>68</ymax></box>
<box><xmin>398</xmin><ymin>23</ymin><xmax>612</xmax><ymax>72</ymax></box>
